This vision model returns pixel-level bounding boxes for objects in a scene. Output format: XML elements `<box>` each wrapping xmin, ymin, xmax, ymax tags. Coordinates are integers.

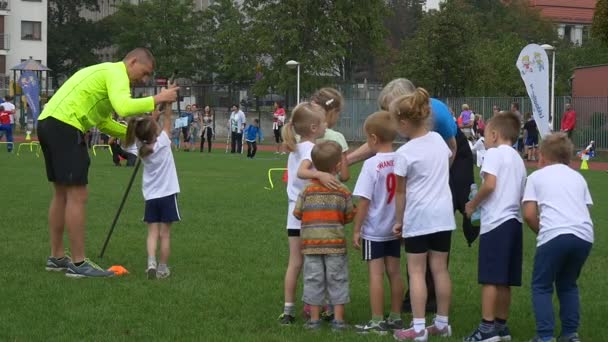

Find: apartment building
<box><xmin>529</xmin><ymin>0</ymin><xmax>597</xmax><ymax>45</ymax></box>
<box><xmin>0</xmin><ymin>0</ymin><xmax>47</xmax><ymax>86</ymax></box>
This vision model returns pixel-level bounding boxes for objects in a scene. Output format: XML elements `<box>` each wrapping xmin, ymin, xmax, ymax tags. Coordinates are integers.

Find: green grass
<box><xmin>0</xmin><ymin>148</ymin><xmax>607</xmax><ymax>341</ymax></box>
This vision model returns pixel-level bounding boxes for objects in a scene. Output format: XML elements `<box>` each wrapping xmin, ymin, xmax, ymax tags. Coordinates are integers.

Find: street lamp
<box><xmin>541</xmin><ymin>44</ymin><xmax>556</xmax><ymax>130</ymax></box>
<box><xmin>286</xmin><ymin>60</ymin><xmax>300</xmax><ymax>105</ymax></box>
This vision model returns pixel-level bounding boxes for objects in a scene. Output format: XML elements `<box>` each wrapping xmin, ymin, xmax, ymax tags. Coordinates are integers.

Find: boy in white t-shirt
<box><xmin>465</xmin><ymin>112</ymin><xmax>526</xmax><ymax>342</ymax></box>
<box><xmin>352</xmin><ymin>111</ymin><xmax>404</xmax><ymax>335</ymax></box>
<box><xmin>522</xmin><ymin>133</ymin><xmax>593</xmax><ymax>342</ymax></box>
<box><xmin>125</xmin><ymin>100</ymin><xmax>180</xmax><ymax>280</ymax></box>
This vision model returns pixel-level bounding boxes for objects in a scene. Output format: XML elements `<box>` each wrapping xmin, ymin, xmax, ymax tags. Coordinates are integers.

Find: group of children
<box><xmin>278</xmin><ymin>86</ymin><xmax>594</xmax><ymax>342</ymax></box>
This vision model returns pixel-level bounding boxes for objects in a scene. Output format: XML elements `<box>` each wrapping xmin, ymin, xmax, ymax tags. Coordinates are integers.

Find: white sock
<box><xmin>413</xmin><ymin>318</ymin><xmax>425</xmax><ymax>333</ymax></box>
<box><xmin>147</xmin><ymin>256</ymin><xmax>156</xmax><ymax>268</ymax></box>
<box><xmin>435</xmin><ymin>315</ymin><xmax>449</xmax><ymax>330</ymax></box>
<box><xmin>158</xmin><ymin>263</ymin><xmax>168</xmax><ymax>272</ymax></box>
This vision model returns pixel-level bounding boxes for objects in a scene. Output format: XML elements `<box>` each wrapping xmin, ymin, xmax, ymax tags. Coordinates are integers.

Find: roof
<box><xmin>529</xmin><ymin>0</ymin><xmax>596</xmax><ymax>24</ymax></box>
<box><xmin>574</xmin><ymin>64</ymin><xmax>608</xmax><ymax>70</ymax></box>
<box><xmin>10</xmin><ymin>58</ymin><xmax>52</xmax><ymax>71</ymax></box>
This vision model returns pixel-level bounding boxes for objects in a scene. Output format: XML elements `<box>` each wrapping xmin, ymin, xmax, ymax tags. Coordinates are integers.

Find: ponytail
<box><xmin>390</xmin><ymin>87</ymin><xmax>431</xmax><ymax>125</ymax></box>
<box><xmin>138</xmin><ymin>143</ymin><xmax>154</xmax><ymax>158</ymax></box>
<box><xmin>125</xmin><ymin>116</ymin><xmax>157</xmax><ymax>158</ymax></box>
<box><xmin>281</xmin><ymin>122</ymin><xmax>297</xmax><ymax>152</ymax></box>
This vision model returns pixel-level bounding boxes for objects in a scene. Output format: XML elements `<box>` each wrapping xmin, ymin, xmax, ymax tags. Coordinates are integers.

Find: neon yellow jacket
<box><xmin>39</xmin><ymin>62</ymin><xmax>155</xmax><ymax>138</ymax></box>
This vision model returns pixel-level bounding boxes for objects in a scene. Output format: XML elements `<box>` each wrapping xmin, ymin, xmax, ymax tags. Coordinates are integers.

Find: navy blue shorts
<box><xmin>361</xmin><ymin>238</ymin><xmax>401</xmax><ymax>260</ymax></box>
<box><xmin>478</xmin><ymin>218</ymin><xmax>523</xmax><ymax>286</ymax></box>
<box><xmin>525</xmin><ymin>136</ymin><xmax>538</xmax><ymax>147</ymax></box>
<box><xmin>144</xmin><ymin>194</ymin><xmax>181</xmax><ymax>223</ymax></box>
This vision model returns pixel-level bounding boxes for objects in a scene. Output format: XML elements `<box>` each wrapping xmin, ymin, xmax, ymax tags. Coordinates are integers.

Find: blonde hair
<box><xmin>125</xmin><ymin>116</ymin><xmax>157</xmax><ymax>158</ymax></box>
<box><xmin>389</xmin><ymin>87</ymin><xmax>431</xmax><ymax>126</ymax></box>
<box><xmin>378</xmin><ymin>78</ymin><xmax>416</xmax><ymax>110</ymax></box>
<box><xmin>462</xmin><ymin>104</ymin><xmax>470</xmax><ymax>110</ymax></box>
<box><xmin>364</xmin><ymin>111</ymin><xmax>398</xmax><ymax>143</ymax></box>
<box><xmin>311</xmin><ymin>87</ymin><xmax>343</xmax><ymax>128</ymax></box>
<box><xmin>486</xmin><ymin>111</ymin><xmax>521</xmax><ymax>144</ymax></box>
<box><xmin>281</xmin><ymin>102</ymin><xmax>326</xmax><ymax>152</ymax></box>
<box><xmin>540</xmin><ymin>132</ymin><xmax>573</xmax><ymax>165</ymax></box>
<box><xmin>312</xmin><ymin>141</ymin><xmax>342</xmax><ymax>173</ymax></box>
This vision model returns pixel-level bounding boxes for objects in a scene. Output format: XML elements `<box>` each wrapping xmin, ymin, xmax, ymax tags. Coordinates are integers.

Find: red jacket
<box><xmin>561</xmin><ymin>110</ymin><xmax>576</xmax><ymax>131</ymax></box>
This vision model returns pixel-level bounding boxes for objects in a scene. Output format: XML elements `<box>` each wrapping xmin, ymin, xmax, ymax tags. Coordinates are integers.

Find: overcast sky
<box><xmin>426</xmin><ymin>0</ymin><xmax>442</xmax><ymax>10</ymax></box>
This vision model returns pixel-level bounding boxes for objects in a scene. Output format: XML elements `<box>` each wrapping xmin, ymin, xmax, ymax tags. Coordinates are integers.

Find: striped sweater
<box><xmin>293</xmin><ymin>180</ymin><xmax>356</xmax><ymax>255</ymax></box>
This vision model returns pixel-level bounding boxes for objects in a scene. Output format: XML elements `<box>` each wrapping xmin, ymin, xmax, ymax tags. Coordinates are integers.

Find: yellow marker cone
<box><xmin>580</xmin><ymin>159</ymin><xmax>589</xmax><ymax>170</ymax></box>
<box><xmin>25</xmin><ymin>131</ymin><xmax>31</xmax><ymax>141</ymax></box>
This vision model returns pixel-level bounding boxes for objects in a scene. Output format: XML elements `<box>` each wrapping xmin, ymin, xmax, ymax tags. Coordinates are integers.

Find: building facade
<box><xmin>0</xmin><ymin>0</ymin><xmax>48</xmax><ymax>83</ymax></box>
<box><xmin>529</xmin><ymin>0</ymin><xmax>597</xmax><ymax>45</ymax></box>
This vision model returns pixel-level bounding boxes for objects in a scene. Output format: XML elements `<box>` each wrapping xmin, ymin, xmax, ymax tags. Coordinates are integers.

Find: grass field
<box><xmin>0</xmin><ymin>146</ymin><xmax>606</xmax><ymax>341</ymax></box>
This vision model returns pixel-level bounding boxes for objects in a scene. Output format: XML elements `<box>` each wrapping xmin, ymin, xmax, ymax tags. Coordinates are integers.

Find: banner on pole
<box><xmin>516</xmin><ymin>44</ymin><xmax>551</xmax><ymax>137</ymax></box>
<box><xmin>18</xmin><ymin>71</ymin><xmax>41</xmax><ymax>122</ymax></box>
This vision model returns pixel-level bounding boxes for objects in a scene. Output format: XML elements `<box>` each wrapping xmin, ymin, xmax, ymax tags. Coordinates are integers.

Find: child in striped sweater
<box><xmin>293</xmin><ymin>140</ymin><xmax>356</xmax><ymax>331</ymax></box>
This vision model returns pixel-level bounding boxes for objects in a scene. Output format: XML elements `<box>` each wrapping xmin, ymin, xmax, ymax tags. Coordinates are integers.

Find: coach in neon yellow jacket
<box><xmin>37</xmin><ymin>48</ymin><xmax>179</xmax><ymax>278</ymax></box>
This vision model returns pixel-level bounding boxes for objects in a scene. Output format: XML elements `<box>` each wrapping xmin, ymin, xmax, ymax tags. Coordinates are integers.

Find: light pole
<box><xmin>541</xmin><ymin>44</ymin><xmax>556</xmax><ymax>130</ymax></box>
<box><xmin>286</xmin><ymin>60</ymin><xmax>300</xmax><ymax>105</ymax></box>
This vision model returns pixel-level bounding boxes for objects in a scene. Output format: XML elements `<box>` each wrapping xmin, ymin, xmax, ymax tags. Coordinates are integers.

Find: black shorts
<box><xmin>274</xmin><ymin>127</ymin><xmax>283</xmax><ymax>143</ymax></box>
<box><xmin>144</xmin><ymin>194</ymin><xmax>181</xmax><ymax>223</ymax></box>
<box><xmin>478</xmin><ymin>218</ymin><xmax>523</xmax><ymax>286</ymax></box>
<box><xmin>362</xmin><ymin>238</ymin><xmax>401</xmax><ymax>260</ymax></box>
<box><xmin>181</xmin><ymin>127</ymin><xmax>190</xmax><ymax>142</ymax></box>
<box><xmin>287</xmin><ymin>229</ymin><xmax>300</xmax><ymax>237</ymax></box>
<box><xmin>38</xmin><ymin>117</ymin><xmax>90</xmax><ymax>185</ymax></box>
<box><xmin>403</xmin><ymin>230</ymin><xmax>452</xmax><ymax>254</ymax></box>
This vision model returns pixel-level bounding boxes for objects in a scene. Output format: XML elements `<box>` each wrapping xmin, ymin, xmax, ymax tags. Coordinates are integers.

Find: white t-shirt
<box><xmin>142</xmin><ymin>131</ymin><xmax>180</xmax><ymax>201</ymax></box>
<box><xmin>472</xmin><ymin>137</ymin><xmax>486</xmax><ymax>168</ymax></box>
<box><xmin>2</xmin><ymin>101</ymin><xmax>15</xmax><ymax>124</ymax></box>
<box><xmin>353</xmin><ymin>152</ymin><xmax>398</xmax><ymax>241</ymax></box>
<box><xmin>394</xmin><ymin>132</ymin><xmax>455</xmax><ymax>238</ymax></box>
<box><xmin>523</xmin><ymin>164</ymin><xmax>594</xmax><ymax>247</ymax></box>
<box><xmin>479</xmin><ymin>145</ymin><xmax>526</xmax><ymax>234</ymax></box>
<box><xmin>229</xmin><ymin>110</ymin><xmax>246</xmax><ymax>133</ymax></box>
<box><xmin>286</xmin><ymin>141</ymin><xmax>315</xmax><ymax>229</ymax></box>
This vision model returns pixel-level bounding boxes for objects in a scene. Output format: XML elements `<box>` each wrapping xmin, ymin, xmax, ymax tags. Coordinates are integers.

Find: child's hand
<box><xmin>392</xmin><ymin>223</ymin><xmax>402</xmax><ymax>237</ymax></box>
<box><xmin>318</xmin><ymin>172</ymin><xmax>340</xmax><ymax>189</ymax></box>
<box><xmin>464</xmin><ymin>201</ymin><xmax>475</xmax><ymax>218</ymax></box>
<box><xmin>352</xmin><ymin>231</ymin><xmax>361</xmax><ymax>249</ymax></box>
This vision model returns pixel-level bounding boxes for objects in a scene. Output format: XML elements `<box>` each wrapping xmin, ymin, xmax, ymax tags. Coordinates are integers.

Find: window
<box><xmin>21</xmin><ymin>21</ymin><xmax>41</xmax><ymax>40</ymax></box>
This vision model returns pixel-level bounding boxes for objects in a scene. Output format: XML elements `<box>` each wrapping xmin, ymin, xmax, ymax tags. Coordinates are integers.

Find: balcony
<box><xmin>0</xmin><ymin>0</ymin><xmax>9</xmax><ymax>12</ymax></box>
<box><xmin>0</xmin><ymin>34</ymin><xmax>8</xmax><ymax>51</ymax></box>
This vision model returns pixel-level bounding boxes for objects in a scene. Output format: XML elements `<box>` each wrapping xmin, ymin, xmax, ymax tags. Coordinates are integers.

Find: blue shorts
<box><xmin>478</xmin><ymin>218</ymin><xmax>522</xmax><ymax>286</ymax></box>
<box><xmin>361</xmin><ymin>238</ymin><xmax>401</xmax><ymax>260</ymax></box>
<box><xmin>525</xmin><ymin>136</ymin><xmax>538</xmax><ymax>147</ymax></box>
<box><xmin>144</xmin><ymin>194</ymin><xmax>181</xmax><ymax>223</ymax></box>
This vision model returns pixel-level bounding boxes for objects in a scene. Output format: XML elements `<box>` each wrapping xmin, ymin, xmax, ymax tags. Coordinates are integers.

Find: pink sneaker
<box><xmin>393</xmin><ymin>327</ymin><xmax>428</xmax><ymax>341</ymax></box>
<box><xmin>426</xmin><ymin>324</ymin><xmax>452</xmax><ymax>337</ymax></box>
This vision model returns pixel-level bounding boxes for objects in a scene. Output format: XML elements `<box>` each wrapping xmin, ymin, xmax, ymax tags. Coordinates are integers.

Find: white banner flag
<box><xmin>516</xmin><ymin>44</ymin><xmax>552</xmax><ymax>137</ymax></box>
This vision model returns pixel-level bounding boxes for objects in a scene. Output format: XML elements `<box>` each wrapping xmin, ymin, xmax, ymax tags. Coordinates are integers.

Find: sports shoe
<box><xmin>498</xmin><ymin>326</ymin><xmax>512</xmax><ymax>341</ymax></box>
<box><xmin>387</xmin><ymin>317</ymin><xmax>405</xmax><ymax>330</ymax></box>
<box><xmin>528</xmin><ymin>336</ymin><xmax>556</xmax><ymax>342</ymax></box>
<box><xmin>278</xmin><ymin>313</ymin><xmax>295</xmax><ymax>325</ymax></box>
<box><xmin>157</xmin><ymin>267</ymin><xmax>171</xmax><ymax>279</ymax></box>
<box><xmin>331</xmin><ymin>320</ymin><xmax>347</xmax><ymax>332</ymax></box>
<box><xmin>355</xmin><ymin>320</ymin><xmax>389</xmax><ymax>335</ymax></box>
<box><xmin>304</xmin><ymin>319</ymin><xmax>322</xmax><ymax>330</ymax></box>
<box><xmin>394</xmin><ymin>327</ymin><xmax>428</xmax><ymax>341</ymax></box>
<box><xmin>45</xmin><ymin>256</ymin><xmax>72</xmax><ymax>272</ymax></box>
<box><xmin>463</xmin><ymin>327</ymin><xmax>501</xmax><ymax>342</ymax></box>
<box><xmin>426</xmin><ymin>324</ymin><xmax>452</xmax><ymax>337</ymax></box>
<box><xmin>147</xmin><ymin>266</ymin><xmax>157</xmax><ymax>280</ymax></box>
<box><xmin>65</xmin><ymin>259</ymin><xmax>114</xmax><ymax>278</ymax></box>
<box><xmin>557</xmin><ymin>333</ymin><xmax>580</xmax><ymax>342</ymax></box>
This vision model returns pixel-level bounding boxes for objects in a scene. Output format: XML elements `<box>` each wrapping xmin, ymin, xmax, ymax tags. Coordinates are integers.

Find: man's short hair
<box><xmin>364</xmin><ymin>111</ymin><xmax>397</xmax><ymax>143</ymax></box>
<box><xmin>312</xmin><ymin>141</ymin><xmax>342</xmax><ymax>173</ymax></box>
<box><xmin>487</xmin><ymin>111</ymin><xmax>521</xmax><ymax>144</ymax></box>
<box><xmin>540</xmin><ymin>132</ymin><xmax>573</xmax><ymax>165</ymax></box>
<box><xmin>123</xmin><ymin>48</ymin><xmax>155</xmax><ymax>68</ymax></box>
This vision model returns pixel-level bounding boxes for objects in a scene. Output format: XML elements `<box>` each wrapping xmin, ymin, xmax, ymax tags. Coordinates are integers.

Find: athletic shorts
<box><xmin>287</xmin><ymin>229</ymin><xmax>300</xmax><ymax>237</ymax></box>
<box><xmin>303</xmin><ymin>254</ymin><xmax>349</xmax><ymax>305</ymax></box>
<box><xmin>478</xmin><ymin>218</ymin><xmax>522</xmax><ymax>286</ymax></box>
<box><xmin>144</xmin><ymin>194</ymin><xmax>181</xmax><ymax>223</ymax></box>
<box><xmin>403</xmin><ymin>230</ymin><xmax>452</xmax><ymax>254</ymax></box>
<box><xmin>361</xmin><ymin>239</ymin><xmax>401</xmax><ymax>260</ymax></box>
<box><xmin>525</xmin><ymin>136</ymin><xmax>538</xmax><ymax>147</ymax></box>
<box><xmin>38</xmin><ymin>117</ymin><xmax>90</xmax><ymax>185</ymax></box>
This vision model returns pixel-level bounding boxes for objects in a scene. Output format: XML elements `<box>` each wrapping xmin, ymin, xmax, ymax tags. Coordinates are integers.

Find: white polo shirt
<box><xmin>142</xmin><ymin>131</ymin><xmax>180</xmax><ymax>200</ymax></box>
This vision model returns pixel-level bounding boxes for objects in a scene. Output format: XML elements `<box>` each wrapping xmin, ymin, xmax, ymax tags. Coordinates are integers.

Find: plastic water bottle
<box><xmin>469</xmin><ymin>184</ymin><xmax>481</xmax><ymax>227</ymax></box>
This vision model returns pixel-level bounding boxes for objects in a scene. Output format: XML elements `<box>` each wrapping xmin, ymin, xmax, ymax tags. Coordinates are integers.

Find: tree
<box><xmin>103</xmin><ymin>0</ymin><xmax>204</xmax><ymax>80</ymax></box>
<box><xmin>47</xmin><ymin>0</ymin><xmax>108</xmax><ymax>85</ymax></box>
<box><xmin>592</xmin><ymin>0</ymin><xmax>608</xmax><ymax>45</ymax></box>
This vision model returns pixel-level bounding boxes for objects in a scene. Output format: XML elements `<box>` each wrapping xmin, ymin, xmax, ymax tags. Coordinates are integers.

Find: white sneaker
<box><xmin>157</xmin><ymin>266</ymin><xmax>171</xmax><ymax>279</ymax></box>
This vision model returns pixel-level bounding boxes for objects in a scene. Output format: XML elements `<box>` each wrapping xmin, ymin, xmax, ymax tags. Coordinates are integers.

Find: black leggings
<box><xmin>246</xmin><ymin>141</ymin><xmax>257</xmax><ymax>158</ymax></box>
<box><xmin>200</xmin><ymin>127</ymin><xmax>212</xmax><ymax>152</ymax></box>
